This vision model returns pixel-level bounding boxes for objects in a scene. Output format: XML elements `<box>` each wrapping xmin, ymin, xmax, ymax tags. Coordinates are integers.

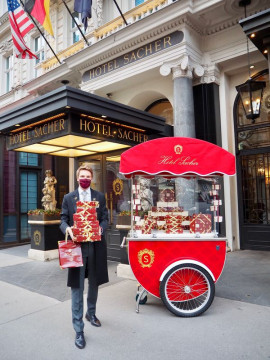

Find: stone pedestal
<box><xmin>28</xmin><ymin>219</ymin><xmax>62</xmax><ymax>261</ymax></box>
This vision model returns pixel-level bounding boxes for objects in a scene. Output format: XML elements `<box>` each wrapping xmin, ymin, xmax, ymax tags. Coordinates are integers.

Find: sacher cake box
<box><xmin>142</xmin><ymin>216</ymin><xmax>157</xmax><ymax>234</ymax></box>
<box><xmin>165</xmin><ymin>214</ymin><xmax>184</xmax><ymax>234</ymax></box>
<box><xmin>190</xmin><ymin>213</ymin><xmax>212</xmax><ymax>234</ymax></box>
<box><xmin>72</xmin><ymin>201</ymin><xmax>101</xmax><ymax>242</ymax></box>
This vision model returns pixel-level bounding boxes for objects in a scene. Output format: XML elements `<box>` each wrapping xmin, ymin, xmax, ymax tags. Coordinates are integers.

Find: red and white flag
<box><xmin>7</xmin><ymin>0</ymin><xmax>37</xmax><ymax>59</ymax></box>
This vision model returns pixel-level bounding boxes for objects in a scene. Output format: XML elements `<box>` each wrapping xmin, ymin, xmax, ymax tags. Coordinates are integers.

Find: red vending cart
<box><xmin>119</xmin><ymin>137</ymin><xmax>236</xmax><ymax>317</ymax></box>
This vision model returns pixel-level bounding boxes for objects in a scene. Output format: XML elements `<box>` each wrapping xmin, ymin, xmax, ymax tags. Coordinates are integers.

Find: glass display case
<box><xmin>130</xmin><ymin>175</ymin><xmax>223</xmax><ymax>239</ymax></box>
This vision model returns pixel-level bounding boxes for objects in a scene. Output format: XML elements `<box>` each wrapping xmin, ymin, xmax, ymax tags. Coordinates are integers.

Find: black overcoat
<box><xmin>60</xmin><ymin>188</ymin><xmax>109</xmax><ymax>288</ymax></box>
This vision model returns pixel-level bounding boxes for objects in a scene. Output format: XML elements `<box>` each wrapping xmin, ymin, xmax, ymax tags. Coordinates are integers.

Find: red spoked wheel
<box><xmin>160</xmin><ymin>263</ymin><xmax>215</xmax><ymax>317</ymax></box>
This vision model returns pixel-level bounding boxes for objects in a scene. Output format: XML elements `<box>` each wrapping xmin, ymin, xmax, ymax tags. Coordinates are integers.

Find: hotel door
<box><xmin>78</xmin><ymin>152</ymin><xmax>131</xmax><ymax>262</ymax></box>
<box><xmin>234</xmin><ymin>70</ymin><xmax>270</xmax><ymax>250</ymax></box>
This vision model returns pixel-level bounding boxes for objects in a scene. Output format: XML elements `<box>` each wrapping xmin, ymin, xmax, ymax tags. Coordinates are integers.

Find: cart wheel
<box><xmin>160</xmin><ymin>263</ymin><xmax>215</xmax><ymax>317</ymax></box>
<box><xmin>136</xmin><ymin>293</ymin><xmax>148</xmax><ymax>305</ymax></box>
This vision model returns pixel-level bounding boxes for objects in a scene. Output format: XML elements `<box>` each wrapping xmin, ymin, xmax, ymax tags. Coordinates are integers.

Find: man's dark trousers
<box><xmin>71</xmin><ymin>242</ymin><xmax>98</xmax><ymax>333</ymax></box>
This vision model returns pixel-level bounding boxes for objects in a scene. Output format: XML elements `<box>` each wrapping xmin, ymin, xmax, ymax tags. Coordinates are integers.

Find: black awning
<box><xmin>239</xmin><ymin>9</ymin><xmax>270</xmax><ymax>59</ymax></box>
<box><xmin>1</xmin><ymin>86</ymin><xmax>170</xmax><ymax>157</ymax></box>
<box><xmin>0</xmin><ymin>86</ymin><xmax>166</xmax><ymax>133</ymax></box>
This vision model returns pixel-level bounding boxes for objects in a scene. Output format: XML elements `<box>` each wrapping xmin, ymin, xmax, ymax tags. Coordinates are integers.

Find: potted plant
<box><xmin>28</xmin><ymin>208</ymin><xmax>61</xmax><ymax>221</ymax></box>
<box><xmin>117</xmin><ymin>210</ymin><xmax>131</xmax><ymax>226</ymax></box>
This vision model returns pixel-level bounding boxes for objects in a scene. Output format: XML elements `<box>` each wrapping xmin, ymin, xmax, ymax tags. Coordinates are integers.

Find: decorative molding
<box><xmin>202</xmin><ymin>63</ymin><xmax>221</xmax><ymax>85</ymax></box>
<box><xmin>160</xmin><ymin>55</ymin><xmax>204</xmax><ymax>80</ymax></box>
<box><xmin>0</xmin><ymin>39</ymin><xmax>12</xmax><ymax>54</ymax></box>
<box><xmin>0</xmin><ymin>11</ymin><xmax>8</xmax><ymax>26</ymax></box>
<box><xmin>201</xmin><ymin>2</ymin><xmax>269</xmax><ymax>36</ymax></box>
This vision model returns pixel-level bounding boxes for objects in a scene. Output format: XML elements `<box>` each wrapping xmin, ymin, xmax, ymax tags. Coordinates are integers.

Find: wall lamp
<box><xmin>236</xmin><ymin>0</ymin><xmax>266</xmax><ymax>123</ymax></box>
<box><xmin>236</xmin><ymin>79</ymin><xmax>265</xmax><ymax>123</ymax></box>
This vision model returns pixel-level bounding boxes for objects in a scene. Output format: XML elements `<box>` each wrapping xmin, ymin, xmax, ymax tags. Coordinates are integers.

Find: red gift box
<box><xmin>73</xmin><ymin>213</ymin><xmax>97</xmax><ymax>222</ymax></box>
<box><xmin>76</xmin><ymin>201</ymin><xmax>99</xmax><ymax>208</ymax></box>
<box><xmin>72</xmin><ymin>224</ymin><xmax>100</xmax><ymax>235</ymax></box>
<box><xmin>142</xmin><ymin>216</ymin><xmax>157</xmax><ymax>234</ymax></box>
<box><xmin>72</xmin><ymin>201</ymin><xmax>101</xmax><ymax>242</ymax></box>
<box><xmin>166</xmin><ymin>224</ymin><xmax>182</xmax><ymax>229</ymax></box>
<box><xmin>76</xmin><ymin>207</ymin><xmax>96</xmax><ymax>214</ymax></box>
<box><xmin>74</xmin><ymin>220</ymin><xmax>99</xmax><ymax>228</ymax></box>
<box><xmin>74</xmin><ymin>232</ymin><xmax>101</xmax><ymax>242</ymax></box>
<box><xmin>90</xmin><ymin>234</ymin><xmax>101</xmax><ymax>241</ymax></box>
<box><xmin>165</xmin><ymin>215</ymin><xmax>184</xmax><ymax>222</ymax></box>
<box><xmin>190</xmin><ymin>213</ymin><xmax>212</xmax><ymax>234</ymax></box>
<box><xmin>165</xmin><ymin>214</ymin><xmax>184</xmax><ymax>234</ymax></box>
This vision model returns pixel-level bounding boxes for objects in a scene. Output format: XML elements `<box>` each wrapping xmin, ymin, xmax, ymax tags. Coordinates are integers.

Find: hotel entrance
<box><xmin>0</xmin><ymin>86</ymin><xmax>169</xmax><ymax>258</ymax></box>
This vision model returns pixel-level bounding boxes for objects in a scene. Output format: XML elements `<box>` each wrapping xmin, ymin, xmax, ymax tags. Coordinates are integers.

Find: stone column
<box><xmin>160</xmin><ymin>55</ymin><xmax>204</xmax><ymax>211</ymax></box>
<box><xmin>160</xmin><ymin>55</ymin><xmax>204</xmax><ymax>137</ymax></box>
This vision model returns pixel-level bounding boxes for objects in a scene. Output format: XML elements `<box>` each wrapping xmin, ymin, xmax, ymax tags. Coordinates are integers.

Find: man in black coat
<box><xmin>60</xmin><ymin>163</ymin><xmax>109</xmax><ymax>349</ymax></box>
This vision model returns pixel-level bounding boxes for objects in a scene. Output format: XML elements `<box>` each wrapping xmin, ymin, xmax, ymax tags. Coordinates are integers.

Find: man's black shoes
<box><xmin>85</xmin><ymin>313</ymin><xmax>101</xmax><ymax>327</ymax></box>
<box><xmin>75</xmin><ymin>332</ymin><xmax>86</xmax><ymax>349</ymax></box>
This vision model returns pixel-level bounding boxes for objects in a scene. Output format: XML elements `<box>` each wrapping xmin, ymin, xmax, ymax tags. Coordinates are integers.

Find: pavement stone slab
<box><xmin>0</xmin><ymin>280</ymin><xmax>270</xmax><ymax>360</ymax></box>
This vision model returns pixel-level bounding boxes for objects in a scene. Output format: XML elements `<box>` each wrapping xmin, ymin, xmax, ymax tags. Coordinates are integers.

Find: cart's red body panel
<box><xmin>128</xmin><ymin>240</ymin><xmax>226</xmax><ymax>298</ymax></box>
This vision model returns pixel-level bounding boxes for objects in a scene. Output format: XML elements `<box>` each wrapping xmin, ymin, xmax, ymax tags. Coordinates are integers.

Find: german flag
<box><xmin>24</xmin><ymin>0</ymin><xmax>54</xmax><ymax>36</ymax></box>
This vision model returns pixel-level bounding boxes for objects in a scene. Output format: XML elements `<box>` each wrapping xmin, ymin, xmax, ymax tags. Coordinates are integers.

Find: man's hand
<box><xmin>66</xmin><ymin>226</ymin><xmax>74</xmax><ymax>241</ymax></box>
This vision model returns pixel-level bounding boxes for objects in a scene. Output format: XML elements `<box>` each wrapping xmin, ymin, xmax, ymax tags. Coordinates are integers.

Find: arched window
<box><xmin>145</xmin><ymin>99</ymin><xmax>173</xmax><ymax>126</ymax></box>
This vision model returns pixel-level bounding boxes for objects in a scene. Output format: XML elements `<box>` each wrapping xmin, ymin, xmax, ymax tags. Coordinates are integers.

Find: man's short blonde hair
<box><xmin>76</xmin><ymin>163</ymin><xmax>94</xmax><ymax>179</ymax></box>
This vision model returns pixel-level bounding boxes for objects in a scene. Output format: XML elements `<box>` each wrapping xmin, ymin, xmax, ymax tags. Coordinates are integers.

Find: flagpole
<box><xmin>19</xmin><ymin>0</ymin><xmax>62</xmax><ymax>65</ymax></box>
<box><xmin>61</xmin><ymin>0</ymin><xmax>89</xmax><ymax>46</ymax></box>
<box><xmin>112</xmin><ymin>0</ymin><xmax>128</xmax><ymax>26</ymax></box>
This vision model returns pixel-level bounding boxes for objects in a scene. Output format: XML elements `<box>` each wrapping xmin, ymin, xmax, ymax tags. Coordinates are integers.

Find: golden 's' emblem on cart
<box><xmin>137</xmin><ymin>249</ymin><xmax>155</xmax><ymax>268</ymax></box>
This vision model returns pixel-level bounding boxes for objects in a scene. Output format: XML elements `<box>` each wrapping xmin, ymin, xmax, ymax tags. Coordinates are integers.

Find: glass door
<box><xmin>105</xmin><ymin>154</ymin><xmax>131</xmax><ymax>262</ymax></box>
<box><xmin>235</xmin><ymin>70</ymin><xmax>270</xmax><ymax>250</ymax></box>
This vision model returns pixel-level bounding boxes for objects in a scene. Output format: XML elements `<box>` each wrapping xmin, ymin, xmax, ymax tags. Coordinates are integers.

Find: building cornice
<box><xmin>0</xmin><ymin>11</ymin><xmax>8</xmax><ymax>26</ymax></box>
<box><xmin>66</xmin><ymin>16</ymin><xmax>198</xmax><ymax>74</ymax></box>
<box><xmin>198</xmin><ymin>0</ymin><xmax>269</xmax><ymax>36</ymax></box>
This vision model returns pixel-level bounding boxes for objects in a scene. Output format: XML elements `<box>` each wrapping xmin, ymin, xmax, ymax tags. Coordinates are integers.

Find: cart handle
<box><xmin>120</xmin><ymin>237</ymin><xmax>127</xmax><ymax>248</ymax></box>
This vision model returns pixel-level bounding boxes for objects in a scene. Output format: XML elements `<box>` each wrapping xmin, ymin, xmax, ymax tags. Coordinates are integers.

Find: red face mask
<box><xmin>79</xmin><ymin>178</ymin><xmax>91</xmax><ymax>189</ymax></box>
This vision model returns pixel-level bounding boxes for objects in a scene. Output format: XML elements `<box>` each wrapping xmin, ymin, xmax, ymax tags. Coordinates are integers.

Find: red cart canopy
<box><xmin>120</xmin><ymin>137</ymin><xmax>235</xmax><ymax>177</ymax></box>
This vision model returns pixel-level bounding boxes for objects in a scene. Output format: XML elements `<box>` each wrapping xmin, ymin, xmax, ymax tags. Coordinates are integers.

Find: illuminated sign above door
<box><xmin>6</xmin><ymin>112</ymin><xmax>149</xmax><ymax>156</ymax></box>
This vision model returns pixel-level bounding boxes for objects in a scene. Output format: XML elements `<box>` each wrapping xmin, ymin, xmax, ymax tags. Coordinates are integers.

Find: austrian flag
<box><xmin>7</xmin><ymin>0</ymin><xmax>37</xmax><ymax>59</ymax></box>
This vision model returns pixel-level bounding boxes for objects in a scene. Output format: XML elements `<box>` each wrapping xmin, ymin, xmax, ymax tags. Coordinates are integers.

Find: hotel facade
<box><xmin>0</xmin><ymin>0</ymin><xmax>269</xmax><ymax>259</ymax></box>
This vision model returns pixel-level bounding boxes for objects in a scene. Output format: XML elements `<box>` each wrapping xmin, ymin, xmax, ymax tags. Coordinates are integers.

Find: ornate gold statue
<box><xmin>41</xmin><ymin>170</ymin><xmax>57</xmax><ymax>211</ymax></box>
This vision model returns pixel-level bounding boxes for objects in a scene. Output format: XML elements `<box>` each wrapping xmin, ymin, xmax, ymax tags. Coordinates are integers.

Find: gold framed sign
<box><xmin>113</xmin><ymin>178</ymin><xmax>123</xmax><ymax>195</ymax></box>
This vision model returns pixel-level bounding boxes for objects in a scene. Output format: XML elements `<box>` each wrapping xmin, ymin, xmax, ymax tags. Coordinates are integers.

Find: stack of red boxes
<box><xmin>189</xmin><ymin>213</ymin><xmax>212</xmax><ymax>234</ymax></box>
<box><xmin>72</xmin><ymin>201</ymin><xmax>101</xmax><ymax>242</ymax></box>
<box><xmin>142</xmin><ymin>216</ymin><xmax>157</xmax><ymax>234</ymax></box>
<box><xmin>165</xmin><ymin>215</ymin><xmax>184</xmax><ymax>234</ymax></box>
